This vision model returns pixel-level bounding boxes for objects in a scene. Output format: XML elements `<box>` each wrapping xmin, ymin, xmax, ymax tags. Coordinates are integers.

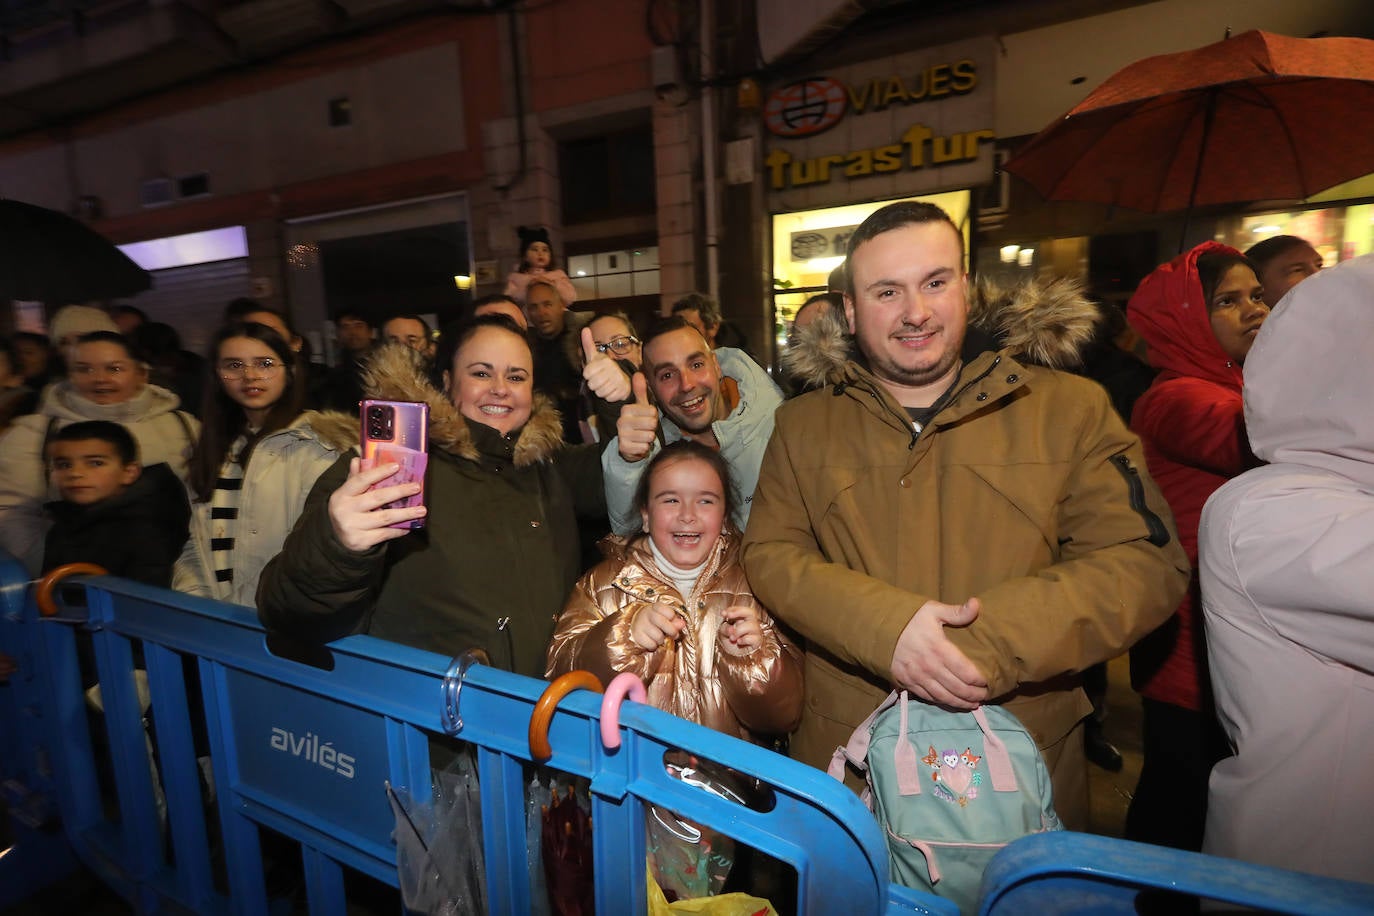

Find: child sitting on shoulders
<box><xmin>504</xmin><ymin>225</ymin><xmax>577</xmax><ymax>305</ymax></box>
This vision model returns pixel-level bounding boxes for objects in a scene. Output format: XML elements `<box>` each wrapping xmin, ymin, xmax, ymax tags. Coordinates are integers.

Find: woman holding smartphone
<box><xmin>257</xmin><ymin>315</ymin><xmax>608</xmax><ymax>676</ymax></box>
<box><xmin>174</xmin><ymin>321</ymin><xmax>355</xmax><ymax>606</ymax></box>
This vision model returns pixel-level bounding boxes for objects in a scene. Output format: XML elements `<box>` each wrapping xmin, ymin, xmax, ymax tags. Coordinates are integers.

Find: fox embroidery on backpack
<box><xmin>923</xmin><ymin>746</ymin><xmax>984</xmax><ymax>806</ymax></box>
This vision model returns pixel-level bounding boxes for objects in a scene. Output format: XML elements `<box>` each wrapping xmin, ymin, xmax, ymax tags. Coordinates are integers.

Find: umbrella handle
<box><xmin>529</xmin><ymin>670</ymin><xmax>603</xmax><ymax>762</ymax></box>
<box><xmin>599</xmin><ymin>672</ymin><xmax>647</xmax><ymax>750</ymax></box>
<box><xmin>34</xmin><ymin>563</ymin><xmax>108</xmax><ymax>618</ymax></box>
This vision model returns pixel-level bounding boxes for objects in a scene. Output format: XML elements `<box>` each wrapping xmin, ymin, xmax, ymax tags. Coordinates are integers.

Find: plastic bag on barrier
<box><xmin>387</xmin><ymin>751</ymin><xmax>487</xmax><ymax>916</ymax></box>
<box><xmin>648</xmin><ymin>751</ymin><xmax>759</xmax><ymax>901</ymax></box>
<box><xmin>647</xmin><ymin>865</ymin><xmax>778</xmax><ymax>916</ymax></box>
<box><xmin>525</xmin><ymin>771</ymin><xmax>552</xmax><ymax>916</ymax></box>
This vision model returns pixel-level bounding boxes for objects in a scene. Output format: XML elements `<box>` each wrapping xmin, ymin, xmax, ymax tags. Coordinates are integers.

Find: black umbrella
<box><xmin>0</xmin><ymin>198</ymin><xmax>151</xmax><ymax>302</ymax></box>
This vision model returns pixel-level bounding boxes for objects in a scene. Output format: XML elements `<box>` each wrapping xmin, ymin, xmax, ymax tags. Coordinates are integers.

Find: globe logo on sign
<box><xmin>764</xmin><ymin>77</ymin><xmax>848</xmax><ymax>138</ymax></box>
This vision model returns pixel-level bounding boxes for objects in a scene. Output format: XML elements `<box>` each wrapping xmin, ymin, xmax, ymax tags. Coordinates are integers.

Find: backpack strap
<box><xmin>829</xmin><ymin>694</ymin><xmax>1021</xmax><ymax>796</ymax></box>
<box><xmin>893</xmin><ymin>695</ymin><xmax>922</xmax><ymax>796</ymax></box>
<box><xmin>972</xmin><ymin>706</ymin><xmax>1019</xmax><ymax>793</ymax></box>
<box><xmin>827</xmin><ymin>688</ymin><xmax>906</xmax><ymax>781</ymax></box>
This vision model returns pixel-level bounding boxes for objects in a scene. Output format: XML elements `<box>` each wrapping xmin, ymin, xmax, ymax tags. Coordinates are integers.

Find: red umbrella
<box><xmin>1003</xmin><ymin>30</ymin><xmax>1374</xmax><ymax>218</ymax></box>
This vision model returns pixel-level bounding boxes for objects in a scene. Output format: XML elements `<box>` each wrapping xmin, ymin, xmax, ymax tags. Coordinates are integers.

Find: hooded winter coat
<box><xmin>546</xmin><ymin>528</ymin><xmax>803</xmax><ymax>742</ymax></box>
<box><xmin>0</xmin><ymin>381</ymin><xmax>198</xmax><ymax>573</ymax></box>
<box><xmin>743</xmin><ymin>277</ymin><xmax>1188</xmax><ymax>820</ymax></box>
<box><xmin>1126</xmin><ymin>242</ymin><xmax>1263</xmax><ymax>711</ymax></box>
<box><xmin>1199</xmin><ymin>254</ymin><xmax>1374</xmax><ymax>882</ymax></box>
<box><xmin>43</xmin><ymin>462</ymin><xmax>191</xmax><ymax>587</ymax></box>
<box><xmin>173</xmin><ymin>411</ymin><xmax>358</xmax><ymax>607</ymax></box>
<box><xmin>256</xmin><ymin>346</ymin><xmax>606</xmax><ymax>677</ymax></box>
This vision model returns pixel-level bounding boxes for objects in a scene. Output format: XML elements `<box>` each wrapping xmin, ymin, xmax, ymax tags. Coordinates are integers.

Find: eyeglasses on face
<box><xmin>595</xmin><ymin>335</ymin><xmax>640</xmax><ymax>355</ymax></box>
<box><xmin>219</xmin><ymin>357</ymin><xmax>284</xmax><ymax>379</ymax></box>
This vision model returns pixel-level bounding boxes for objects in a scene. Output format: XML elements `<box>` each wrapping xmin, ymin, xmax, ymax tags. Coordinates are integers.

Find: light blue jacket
<box><xmin>602</xmin><ymin>347</ymin><xmax>783</xmax><ymax>536</ymax></box>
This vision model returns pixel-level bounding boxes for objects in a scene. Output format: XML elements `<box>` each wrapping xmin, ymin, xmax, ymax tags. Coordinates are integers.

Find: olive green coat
<box><xmin>257</xmin><ymin>346</ymin><xmax>605</xmax><ymax>676</ymax></box>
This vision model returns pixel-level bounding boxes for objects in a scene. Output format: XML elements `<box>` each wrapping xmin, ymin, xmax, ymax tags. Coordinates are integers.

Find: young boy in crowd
<box><xmin>44</xmin><ymin>421</ymin><xmax>190</xmax><ymax>587</ymax></box>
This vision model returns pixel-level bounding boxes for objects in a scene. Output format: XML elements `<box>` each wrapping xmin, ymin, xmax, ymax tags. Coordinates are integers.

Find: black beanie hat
<box><xmin>518</xmin><ymin>225</ymin><xmax>553</xmax><ymax>256</ymax></box>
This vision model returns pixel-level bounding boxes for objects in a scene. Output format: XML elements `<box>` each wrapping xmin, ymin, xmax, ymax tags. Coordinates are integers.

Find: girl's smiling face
<box><xmin>640</xmin><ymin>456</ymin><xmax>726</xmax><ymax>569</ymax></box>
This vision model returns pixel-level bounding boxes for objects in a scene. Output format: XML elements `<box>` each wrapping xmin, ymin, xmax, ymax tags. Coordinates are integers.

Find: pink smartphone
<box><xmin>360</xmin><ymin>399</ymin><xmax>429</xmax><ymax>529</ymax></box>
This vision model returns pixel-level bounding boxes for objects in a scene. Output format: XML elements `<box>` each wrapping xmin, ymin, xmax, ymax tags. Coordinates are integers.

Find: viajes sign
<box><xmin>764</xmin><ymin>36</ymin><xmax>997</xmax><ymax>210</ymax></box>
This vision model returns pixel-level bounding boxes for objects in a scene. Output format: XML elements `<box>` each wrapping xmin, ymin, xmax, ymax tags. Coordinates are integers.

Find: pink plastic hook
<box><xmin>600</xmin><ymin>671</ymin><xmax>647</xmax><ymax>749</ymax></box>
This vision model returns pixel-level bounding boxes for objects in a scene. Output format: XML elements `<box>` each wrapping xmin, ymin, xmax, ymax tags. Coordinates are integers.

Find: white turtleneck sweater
<box><xmin>649</xmin><ymin>538</ymin><xmax>709</xmax><ymax>601</ymax></box>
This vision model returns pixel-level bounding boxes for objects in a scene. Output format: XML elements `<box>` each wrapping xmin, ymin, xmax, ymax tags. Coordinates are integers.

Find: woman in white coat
<box><xmin>0</xmin><ymin>331</ymin><xmax>198</xmax><ymax>574</ymax></box>
<box><xmin>1199</xmin><ymin>253</ymin><xmax>1374</xmax><ymax>883</ymax></box>
<box><xmin>174</xmin><ymin>321</ymin><xmax>355</xmax><ymax>607</ymax></box>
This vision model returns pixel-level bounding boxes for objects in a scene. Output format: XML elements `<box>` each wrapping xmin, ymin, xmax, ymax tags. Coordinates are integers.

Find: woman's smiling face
<box><xmin>446</xmin><ymin>325</ymin><xmax>533</xmax><ymax>436</ymax></box>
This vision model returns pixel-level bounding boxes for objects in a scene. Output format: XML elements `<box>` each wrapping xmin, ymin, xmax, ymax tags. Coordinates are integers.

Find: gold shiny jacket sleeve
<box><xmin>708</xmin><ymin>562</ymin><xmax>805</xmax><ymax>737</ymax></box>
<box><xmin>545</xmin><ymin>556</ymin><xmax>664</xmax><ymax>689</ymax></box>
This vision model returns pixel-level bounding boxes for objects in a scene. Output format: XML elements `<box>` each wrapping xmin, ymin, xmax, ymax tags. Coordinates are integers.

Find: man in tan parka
<box><xmin>741</xmin><ymin>201</ymin><xmax>1189</xmax><ymax>828</ymax></box>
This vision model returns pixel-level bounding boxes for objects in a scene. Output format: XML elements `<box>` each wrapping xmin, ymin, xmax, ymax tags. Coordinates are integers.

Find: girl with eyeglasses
<box><xmin>174</xmin><ymin>321</ymin><xmax>356</xmax><ymax>606</ymax></box>
<box><xmin>0</xmin><ymin>330</ymin><xmax>199</xmax><ymax>574</ymax></box>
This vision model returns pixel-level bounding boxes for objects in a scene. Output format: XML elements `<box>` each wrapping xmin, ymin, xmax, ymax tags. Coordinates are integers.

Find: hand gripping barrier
<box><xmin>4</xmin><ymin>554</ymin><xmax>1372</xmax><ymax>916</ymax></box>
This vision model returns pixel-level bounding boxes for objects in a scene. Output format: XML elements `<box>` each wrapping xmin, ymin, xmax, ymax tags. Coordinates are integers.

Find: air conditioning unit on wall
<box><xmin>140</xmin><ymin>172</ymin><xmax>212</xmax><ymax>208</ymax></box>
<box><xmin>141</xmin><ymin>177</ymin><xmax>175</xmax><ymax>208</ymax></box>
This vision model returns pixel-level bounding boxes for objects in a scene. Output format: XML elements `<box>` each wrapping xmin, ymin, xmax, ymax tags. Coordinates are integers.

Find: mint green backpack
<box><xmin>829</xmin><ymin>691</ymin><xmax>1063</xmax><ymax>914</ymax></box>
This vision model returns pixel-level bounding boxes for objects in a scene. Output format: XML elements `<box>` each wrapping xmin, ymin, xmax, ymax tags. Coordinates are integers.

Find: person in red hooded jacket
<box><xmin>1123</xmin><ymin>242</ymin><xmax>1270</xmax><ymax>852</ymax></box>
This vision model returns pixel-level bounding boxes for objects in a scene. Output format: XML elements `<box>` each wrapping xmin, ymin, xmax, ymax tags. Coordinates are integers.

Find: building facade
<box><xmin>2</xmin><ymin>0</ymin><xmax>1372</xmax><ymax>366</ymax></box>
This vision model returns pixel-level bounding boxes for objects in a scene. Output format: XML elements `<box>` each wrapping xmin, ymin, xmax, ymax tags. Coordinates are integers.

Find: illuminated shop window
<box><xmin>770</xmin><ymin>191</ymin><xmax>971</xmax><ymax>345</ymax></box>
<box><xmin>1217</xmin><ymin>205</ymin><xmax>1373</xmax><ymax>265</ymax></box>
<box><xmin>567</xmin><ymin>247</ymin><xmax>660</xmax><ymax>300</ymax></box>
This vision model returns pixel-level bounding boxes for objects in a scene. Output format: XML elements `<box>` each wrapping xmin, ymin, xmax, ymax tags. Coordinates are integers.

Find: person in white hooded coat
<box><xmin>1198</xmin><ymin>253</ymin><xmax>1374</xmax><ymax>882</ymax></box>
<box><xmin>0</xmin><ymin>331</ymin><xmax>197</xmax><ymax>574</ymax></box>
<box><xmin>174</xmin><ymin>321</ymin><xmax>355</xmax><ymax>608</ymax></box>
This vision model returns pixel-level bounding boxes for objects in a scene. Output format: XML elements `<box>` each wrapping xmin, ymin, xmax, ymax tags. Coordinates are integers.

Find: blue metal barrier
<box><xmin>0</xmin><ymin>559</ymin><xmax>950</xmax><ymax>915</ymax></box>
<box><xmin>980</xmin><ymin>831</ymin><xmax>1374</xmax><ymax>915</ymax></box>
<box><xmin>3</xmin><ymin>556</ymin><xmax>1372</xmax><ymax>915</ymax></box>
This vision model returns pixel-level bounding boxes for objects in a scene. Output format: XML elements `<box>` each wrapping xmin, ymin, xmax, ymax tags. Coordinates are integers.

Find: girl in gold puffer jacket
<box><xmin>546</xmin><ymin>439</ymin><xmax>802</xmax><ymax>744</ymax></box>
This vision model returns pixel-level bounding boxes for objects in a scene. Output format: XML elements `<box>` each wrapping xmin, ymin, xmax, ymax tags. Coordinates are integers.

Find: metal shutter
<box><xmin>126</xmin><ymin>259</ymin><xmax>252</xmax><ymax>357</ymax></box>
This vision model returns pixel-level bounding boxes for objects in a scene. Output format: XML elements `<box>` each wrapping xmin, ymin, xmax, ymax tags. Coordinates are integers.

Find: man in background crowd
<box><xmin>383</xmin><ymin>314</ymin><xmax>436</xmax><ymax>367</ymax></box>
<box><xmin>526</xmin><ymin>279</ymin><xmax>591</xmax><ymax>442</ymax></box>
<box><xmin>1244</xmin><ymin>234</ymin><xmax>1323</xmax><ymax>307</ymax></box>
<box><xmin>320</xmin><ymin>309</ymin><xmax>375</xmax><ymax>412</ymax></box>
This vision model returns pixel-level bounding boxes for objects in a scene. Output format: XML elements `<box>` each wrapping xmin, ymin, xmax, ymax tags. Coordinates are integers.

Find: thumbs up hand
<box><xmin>581</xmin><ymin>326</ymin><xmax>632</xmax><ymax>402</ymax></box>
<box><xmin>617</xmin><ymin>372</ymin><xmax>659</xmax><ymax>463</ymax></box>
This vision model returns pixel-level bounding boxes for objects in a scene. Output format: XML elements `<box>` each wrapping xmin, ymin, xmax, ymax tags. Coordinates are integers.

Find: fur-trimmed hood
<box><xmin>360</xmin><ymin>342</ymin><xmax>565</xmax><ymax>467</ymax></box>
<box><xmin>783</xmin><ymin>275</ymin><xmax>1098</xmax><ymax>390</ymax></box>
<box><xmin>283</xmin><ymin>409</ymin><xmax>358</xmax><ymax>453</ymax></box>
